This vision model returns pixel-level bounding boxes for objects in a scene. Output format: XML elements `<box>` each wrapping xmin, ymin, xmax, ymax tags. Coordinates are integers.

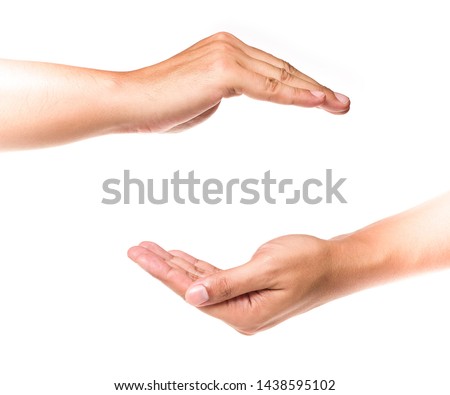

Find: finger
<box><xmin>246</xmin><ymin>48</ymin><xmax>320</xmax><ymax>86</ymax></box>
<box><xmin>169</xmin><ymin>250</ymin><xmax>219</xmax><ymax>276</ymax></box>
<box><xmin>139</xmin><ymin>241</ymin><xmax>173</xmax><ymax>260</ymax></box>
<box><xmin>318</xmin><ymin>92</ymin><xmax>351</xmax><ymax>114</ymax></box>
<box><xmin>205</xmin><ymin>32</ymin><xmax>322</xmax><ymax>86</ymax></box>
<box><xmin>136</xmin><ymin>242</ymin><xmax>210</xmax><ymax>280</ymax></box>
<box><xmin>127</xmin><ymin>247</ymin><xmax>193</xmax><ymax>297</ymax></box>
<box><xmin>235</xmin><ymin>44</ymin><xmax>351</xmax><ymax>113</ymax></box>
<box><xmin>235</xmin><ymin>54</ymin><xmax>350</xmax><ymax>112</ymax></box>
<box><xmin>237</xmin><ymin>54</ymin><xmax>320</xmax><ymax>90</ymax></box>
<box><xmin>169</xmin><ymin>250</ymin><xmax>198</xmax><ymax>264</ymax></box>
<box><xmin>191</xmin><ymin>32</ymin><xmax>327</xmax><ymax>94</ymax></box>
<box><xmin>175</xmin><ymin>33</ymin><xmax>350</xmax><ymax>112</ymax></box>
<box><xmin>184</xmin><ymin>256</ymin><xmax>272</xmax><ymax>307</ymax></box>
<box><xmin>230</xmin><ymin>65</ymin><xmax>326</xmax><ymax>107</ymax></box>
<box><xmin>137</xmin><ymin>242</ymin><xmax>186</xmax><ymax>272</ymax></box>
<box><xmin>166</xmin><ymin>255</ymin><xmax>210</xmax><ymax>280</ymax></box>
<box><xmin>212</xmin><ymin>33</ymin><xmax>350</xmax><ymax>112</ymax></box>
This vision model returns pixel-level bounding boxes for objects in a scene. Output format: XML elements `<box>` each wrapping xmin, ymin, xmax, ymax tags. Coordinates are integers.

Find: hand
<box><xmin>124</xmin><ymin>32</ymin><xmax>350</xmax><ymax>133</ymax></box>
<box><xmin>0</xmin><ymin>32</ymin><xmax>349</xmax><ymax>150</ymax></box>
<box><xmin>128</xmin><ymin>192</ymin><xmax>450</xmax><ymax>335</ymax></box>
<box><xmin>127</xmin><ymin>235</ymin><xmax>348</xmax><ymax>335</ymax></box>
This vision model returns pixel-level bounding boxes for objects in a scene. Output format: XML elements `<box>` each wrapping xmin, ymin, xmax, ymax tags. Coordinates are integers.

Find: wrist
<box><xmin>327</xmin><ymin>230</ymin><xmax>397</xmax><ymax>298</ymax></box>
<box><xmin>98</xmin><ymin>70</ymin><xmax>143</xmax><ymax>135</ymax></box>
<box><xmin>109</xmin><ymin>67</ymin><xmax>163</xmax><ymax>134</ymax></box>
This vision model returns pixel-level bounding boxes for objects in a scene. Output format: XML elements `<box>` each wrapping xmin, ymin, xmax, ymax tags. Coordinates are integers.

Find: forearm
<box><xmin>0</xmin><ymin>59</ymin><xmax>133</xmax><ymax>150</ymax></box>
<box><xmin>333</xmin><ymin>191</ymin><xmax>450</xmax><ymax>295</ymax></box>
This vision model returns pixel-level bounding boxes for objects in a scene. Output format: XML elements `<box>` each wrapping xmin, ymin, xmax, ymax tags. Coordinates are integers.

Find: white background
<box><xmin>1</xmin><ymin>1</ymin><xmax>449</xmax><ymax>394</ymax></box>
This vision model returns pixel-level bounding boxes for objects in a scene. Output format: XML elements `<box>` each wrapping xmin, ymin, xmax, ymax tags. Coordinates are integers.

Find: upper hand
<box><xmin>123</xmin><ymin>32</ymin><xmax>350</xmax><ymax>133</ymax></box>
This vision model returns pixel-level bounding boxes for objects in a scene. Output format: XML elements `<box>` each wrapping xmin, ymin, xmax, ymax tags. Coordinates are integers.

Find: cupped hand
<box><xmin>128</xmin><ymin>235</ymin><xmax>349</xmax><ymax>335</ymax></box>
<box><xmin>124</xmin><ymin>32</ymin><xmax>350</xmax><ymax>133</ymax></box>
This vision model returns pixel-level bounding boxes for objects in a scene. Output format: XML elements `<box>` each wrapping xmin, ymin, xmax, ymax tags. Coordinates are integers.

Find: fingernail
<box><xmin>310</xmin><ymin>90</ymin><xmax>326</xmax><ymax>98</ymax></box>
<box><xmin>335</xmin><ymin>92</ymin><xmax>350</xmax><ymax>104</ymax></box>
<box><xmin>185</xmin><ymin>284</ymin><xmax>209</xmax><ymax>306</ymax></box>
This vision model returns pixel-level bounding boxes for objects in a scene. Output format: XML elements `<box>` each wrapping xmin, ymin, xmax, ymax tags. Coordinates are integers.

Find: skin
<box><xmin>2</xmin><ymin>31</ymin><xmax>446</xmax><ymax>337</ymax></box>
<box><xmin>128</xmin><ymin>191</ymin><xmax>450</xmax><ymax>335</ymax></box>
<box><xmin>0</xmin><ymin>32</ymin><xmax>349</xmax><ymax>151</ymax></box>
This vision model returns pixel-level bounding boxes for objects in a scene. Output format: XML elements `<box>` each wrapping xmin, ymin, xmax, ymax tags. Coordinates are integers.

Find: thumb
<box><xmin>184</xmin><ymin>258</ymin><xmax>269</xmax><ymax>307</ymax></box>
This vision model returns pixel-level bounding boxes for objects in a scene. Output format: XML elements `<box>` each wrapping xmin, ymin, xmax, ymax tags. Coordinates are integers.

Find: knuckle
<box><xmin>165</xmin><ymin>267</ymin><xmax>179</xmax><ymax>282</ymax></box>
<box><xmin>210</xmin><ymin>41</ymin><xmax>235</xmax><ymax>65</ymax></box>
<box><xmin>252</xmin><ymin>250</ymin><xmax>281</xmax><ymax>281</ymax></box>
<box><xmin>279</xmin><ymin>67</ymin><xmax>290</xmax><ymax>82</ymax></box>
<box><xmin>282</xmin><ymin>60</ymin><xmax>295</xmax><ymax>74</ymax></box>
<box><xmin>211</xmin><ymin>31</ymin><xmax>235</xmax><ymax>43</ymax></box>
<box><xmin>210</xmin><ymin>39</ymin><xmax>235</xmax><ymax>54</ymax></box>
<box><xmin>206</xmin><ymin>42</ymin><xmax>237</xmax><ymax>71</ymax></box>
<box><xmin>320</xmin><ymin>85</ymin><xmax>332</xmax><ymax>95</ymax></box>
<box><xmin>202</xmin><ymin>34</ymin><xmax>242</xmax><ymax>78</ymax></box>
<box><xmin>264</xmin><ymin>77</ymin><xmax>280</xmax><ymax>94</ymax></box>
<box><xmin>264</xmin><ymin>258</ymin><xmax>278</xmax><ymax>280</ymax></box>
<box><xmin>216</xmin><ymin>275</ymin><xmax>233</xmax><ymax>300</ymax></box>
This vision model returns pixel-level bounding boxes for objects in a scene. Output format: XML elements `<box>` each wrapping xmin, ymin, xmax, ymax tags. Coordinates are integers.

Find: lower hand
<box><xmin>127</xmin><ymin>235</ymin><xmax>351</xmax><ymax>334</ymax></box>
